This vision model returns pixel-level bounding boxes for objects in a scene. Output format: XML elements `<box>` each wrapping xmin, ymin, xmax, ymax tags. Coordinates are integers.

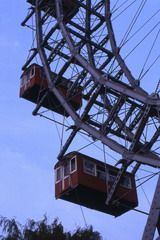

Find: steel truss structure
<box><xmin>22</xmin><ymin>1</ymin><xmax>160</xmax><ymax>239</ymax></box>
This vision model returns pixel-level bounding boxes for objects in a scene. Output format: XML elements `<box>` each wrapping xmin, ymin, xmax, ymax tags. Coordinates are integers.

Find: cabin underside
<box><xmin>27</xmin><ymin>0</ymin><xmax>79</xmax><ymax>21</ymax></box>
<box><xmin>20</xmin><ymin>84</ymin><xmax>81</xmax><ymax>116</ymax></box>
<box><xmin>56</xmin><ymin>184</ymin><xmax>138</xmax><ymax>217</ymax></box>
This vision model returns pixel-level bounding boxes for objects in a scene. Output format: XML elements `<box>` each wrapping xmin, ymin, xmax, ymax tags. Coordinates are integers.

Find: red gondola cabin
<box><xmin>20</xmin><ymin>64</ymin><xmax>82</xmax><ymax>116</ymax></box>
<box><xmin>54</xmin><ymin>152</ymin><xmax>138</xmax><ymax>217</ymax></box>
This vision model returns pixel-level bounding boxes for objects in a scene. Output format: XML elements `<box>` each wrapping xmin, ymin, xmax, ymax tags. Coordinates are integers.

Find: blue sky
<box><xmin>0</xmin><ymin>1</ymin><xmax>159</xmax><ymax>239</ymax></box>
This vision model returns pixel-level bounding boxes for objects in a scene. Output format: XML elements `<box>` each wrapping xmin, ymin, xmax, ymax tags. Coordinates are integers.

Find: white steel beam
<box><xmin>142</xmin><ymin>175</ymin><xmax>160</xmax><ymax>240</ymax></box>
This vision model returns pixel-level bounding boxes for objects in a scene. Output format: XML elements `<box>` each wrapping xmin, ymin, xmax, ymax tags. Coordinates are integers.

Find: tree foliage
<box><xmin>0</xmin><ymin>215</ymin><xmax>102</xmax><ymax>240</ymax></box>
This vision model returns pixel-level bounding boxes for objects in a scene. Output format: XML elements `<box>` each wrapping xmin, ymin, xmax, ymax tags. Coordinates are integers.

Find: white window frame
<box><xmin>20</xmin><ymin>75</ymin><xmax>28</xmax><ymax>87</ymax></box>
<box><xmin>96</xmin><ymin>164</ymin><xmax>108</xmax><ymax>180</ymax></box>
<box><xmin>83</xmin><ymin>159</ymin><xmax>96</xmax><ymax>176</ymax></box>
<box><xmin>120</xmin><ymin>176</ymin><xmax>132</xmax><ymax>189</ymax></box>
<box><xmin>55</xmin><ymin>167</ymin><xmax>62</xmax><ymax>183</ymax></box>
<box><xmin>97</xmin><ymin>170</ymin><xmax>107</xmax><ymax>180</ymax></box>
<box><xmin>70</xmin><ymin>156</ymin><xmax>77</xmax><ymax>173</ymax></box>
<box><xmin>108</xmin><ymin>173</ymin><xmax>132</xmax><ymax>189</ymax></box>
<box><xmin>109</xmin><ymin>174</ymin><xmax>117</xmax><ymax>183</ymax></box>
<box><xmin>63</xmin><ymin>162</ymin><xmax>70</xmax><ymax>179</ymax></box>
<box><xmin>30</xmin><ymin>66</ymin><xmax>35</xmax><ymax>78</ymax></box>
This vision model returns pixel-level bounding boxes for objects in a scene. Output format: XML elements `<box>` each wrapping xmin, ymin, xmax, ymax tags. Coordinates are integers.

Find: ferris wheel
<box><xmin>21</xmin><ymin>0</ymin><xmax>160</xmax><ymax>239</ymax></box>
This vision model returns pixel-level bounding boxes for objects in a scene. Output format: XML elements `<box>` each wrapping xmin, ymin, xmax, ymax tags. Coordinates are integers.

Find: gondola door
<box><xmin>62</xmin><ymin>161</ymin><xmax>71</xmax><ymax>191</ymax></box>
<box><xmin>62</xmin><ymin>165</ymin><xmax>65</xmax><ymax>191</ymax></box>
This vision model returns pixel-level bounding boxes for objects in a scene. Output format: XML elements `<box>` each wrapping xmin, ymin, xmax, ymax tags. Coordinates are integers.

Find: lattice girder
<box><xmin>21</xmin><ymin>0</ymin><xmax>160</xmax><ymax>169</ymax></box>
